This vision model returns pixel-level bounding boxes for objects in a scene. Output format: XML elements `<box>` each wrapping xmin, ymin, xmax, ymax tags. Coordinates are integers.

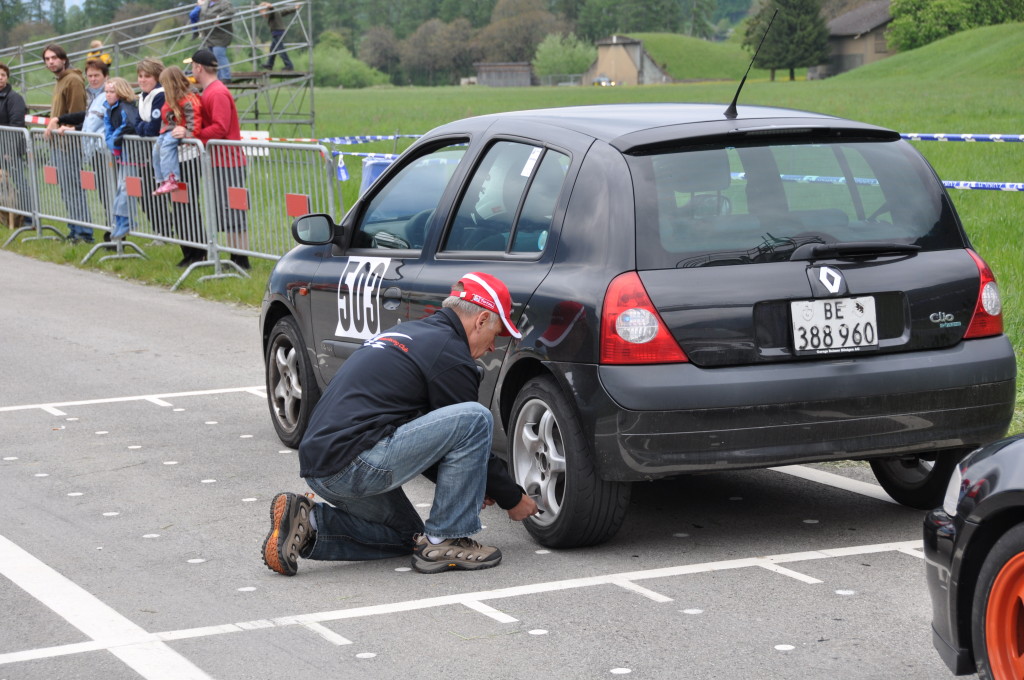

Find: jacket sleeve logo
<box><xmin>336</xmin><ymin>256</ymin><xmax>391</xmax><ymax>339</ymax></box>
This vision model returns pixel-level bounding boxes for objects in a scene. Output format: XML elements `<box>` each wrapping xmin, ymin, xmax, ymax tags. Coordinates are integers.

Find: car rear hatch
<box><xmin>625</xmin><ymin>133</ymin><xmax>986</xmax><ymax>368</ymax></box>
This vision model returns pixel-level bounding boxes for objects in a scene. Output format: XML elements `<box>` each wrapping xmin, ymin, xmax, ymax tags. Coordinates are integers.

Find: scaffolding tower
<box><xmin>0</xmin><ymin>0</ymin><xmax>315</xmax><ymax>137</ymax></box>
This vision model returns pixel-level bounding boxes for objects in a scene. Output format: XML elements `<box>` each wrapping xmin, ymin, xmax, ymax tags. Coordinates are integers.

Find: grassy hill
<box><xmin>628</xmin><ymin>32</ymin><xmax>787</xmax><ymax>81</ymax></box>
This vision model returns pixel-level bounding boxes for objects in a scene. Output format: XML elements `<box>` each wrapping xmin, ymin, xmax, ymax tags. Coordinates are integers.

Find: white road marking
<box><xmin>0</xmin><ymin>539</ymin><xmax>923</xmax><ymax>666</ymax></box>
<box><xmin>769</xmin><ymin>465</ymin><xmax>898</xmax><ymax>504</ymax></box>
<box><xmin>301</xmin><ymin>622</ymin><xmax>353</xmax><ymax>645</ymax></box>
<box><xmin>609</xmin><ymin>578</ymin><xmax>674</xmax><ymax>603</ymax></box>
<box><xmin>0</xmin><ymin>534</ymin><xmax>211</xmax><ymax>678</ymax></box>
<box><xmin>462</xmin><ymin>600</ymin><xmax>519</xmax><ymax>623</ymax></box>
<box><xmin>755</xmin><ymin>562</ymin><xmax>822</xmax><ymax>584</ymax></box>
<box><xmin>0</xmin><ymin>386</ymin><xmax>265</xmax><ymax>413</ymax></box>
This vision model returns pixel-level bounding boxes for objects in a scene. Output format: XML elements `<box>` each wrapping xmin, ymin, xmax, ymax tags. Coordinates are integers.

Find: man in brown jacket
<box><xmin>42</xmin><ymin>44</ymin><xmax>93</xmax><ymax>243</ymax></box>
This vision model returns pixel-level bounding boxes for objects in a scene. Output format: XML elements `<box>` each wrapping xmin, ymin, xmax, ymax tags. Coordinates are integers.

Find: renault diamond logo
<box><xmin>819</xmin><ymin>266</ymin><xmax>842</xmax><ymax>294</ymax></box>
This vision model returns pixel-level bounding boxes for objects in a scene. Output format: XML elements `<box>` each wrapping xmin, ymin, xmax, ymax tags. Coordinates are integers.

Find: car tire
<box><xmin>265</xmin><ymin>315</ymin><xmax>320</xmax><ymax>448</ymax></box>
<box><xmin>869</xmin><ymin>450</ymin><xmax>965</xmax><ymax>509</ymax></box>
<box><xmin>508</xmin><ymin>376</ymin><xmax>630</xmax><ymax>548</ymax></box>
<box><xmin>971</xmin><ymin>523</ymin><xmax>1024</xmax><ymax>680</ymax></box>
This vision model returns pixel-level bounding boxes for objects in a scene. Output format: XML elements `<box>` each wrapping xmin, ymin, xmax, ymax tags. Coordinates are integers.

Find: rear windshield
<box><xmin>629</xmin><ymin>139</ymin><xmax>965</xmax><ymax>269</ymax></box>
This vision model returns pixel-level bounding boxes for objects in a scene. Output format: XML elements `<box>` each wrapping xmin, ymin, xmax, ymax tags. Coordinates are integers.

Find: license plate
<box><xmin>790</xmin><ymin>296</ymin><xmax>878</xmax><ymax>355</ymax></box>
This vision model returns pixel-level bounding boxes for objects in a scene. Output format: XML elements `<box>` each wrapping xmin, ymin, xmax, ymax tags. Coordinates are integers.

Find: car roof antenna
<box><xmin>725</xmin><ymin>8</ymin><xmax>778</xmax><ymax>120</ymax></box>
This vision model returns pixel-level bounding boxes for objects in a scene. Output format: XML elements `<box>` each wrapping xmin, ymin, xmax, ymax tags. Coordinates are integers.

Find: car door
<box><xmin>404</xmin><ymin>138</ymin><xmax>577</xmax><ymax>412</ymax></box>
<box><xmin>307</xmin><ymin>140</ymin><xmax>468</xmax><ymax>383</ymax></box>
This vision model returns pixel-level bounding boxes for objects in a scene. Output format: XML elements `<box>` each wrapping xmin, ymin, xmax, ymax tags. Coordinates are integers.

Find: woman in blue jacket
<box><xmin>103</xmin><ymin>77</ymin><xmax>141</xmax><ymax>240</ymax></box>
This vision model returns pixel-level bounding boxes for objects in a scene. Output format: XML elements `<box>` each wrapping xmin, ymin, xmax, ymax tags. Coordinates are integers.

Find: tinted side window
<box><xmin>443</xmin><ymin>142</ymin><xmax>568</xmax><ymax>254</ymax></box>
<box><xmin>353</xmin><ymin>144</ymin><xmax>465</xmax><ymax>249</ymax></box>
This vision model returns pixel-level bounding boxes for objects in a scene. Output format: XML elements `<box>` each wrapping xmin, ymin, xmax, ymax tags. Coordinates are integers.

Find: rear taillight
<box><xmin>600</xmin><ymin>272</ymin><xmax>688</xmax><ymax>364</ymax></box>
<box><xmin>963</xmin><ymin>249</ymin><xmax>1003</xmax><ymax>339</ymax></box>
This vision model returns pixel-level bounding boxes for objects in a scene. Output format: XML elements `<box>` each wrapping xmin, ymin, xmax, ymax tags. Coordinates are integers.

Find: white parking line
<box><xmin>769</xmin><ymin>465</ymin><xmax>898</xmax><ymax>504</ymax></box>
<box><xmin>0</xmin><ymin>386</ymin><xmax>266</xmax><ymax>413</ymax></box>
<box><xmin>0</xmin><ymin>534</ymin><xmax>211</xmax><ymax>679</ymax></box>
<box><xmin>0</xmin><ymin>539</ymin><xmax>922</xmax><ymax>667</ymax></box>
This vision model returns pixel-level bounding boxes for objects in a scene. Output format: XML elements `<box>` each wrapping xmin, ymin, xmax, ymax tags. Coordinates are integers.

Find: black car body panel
<box><xmin>924</xmin><ymin>434</ymin><xmax>1024</xmax><ymax>675</ymax></box>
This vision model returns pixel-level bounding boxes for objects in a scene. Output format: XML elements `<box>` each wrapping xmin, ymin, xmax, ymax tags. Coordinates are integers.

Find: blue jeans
<box><xmin>152</xmin><ymin>133</ymin><xmax>180</xmax><ymax>182</ymax></box>
<box><xmin>211</xmin><ymin>45</ymin><xmax>230</xmax><ymax>82</ymax></box>
<box><xmin>304</xmin><ymin>402</ymin><xmax>493</xmax><ymax>562</ymax></box>
<box><xmin>267</xmin><ymin>30</ymin><xmax>293</xmax><ymax>69</ymax></box>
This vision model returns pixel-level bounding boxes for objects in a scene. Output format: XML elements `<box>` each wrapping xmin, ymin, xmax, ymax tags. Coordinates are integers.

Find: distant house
<box><xmin>475</xmin><ymin>62</ymin><xmax>534</xmax><ymax>87</ymax></box>
<box><xmin>582</xmin><ymin>35</ymin><xmax>672</xmax><ymax>86</ymax></box>
<box><xmin>810</xmin><ymin>0</ymin><xmax>892</xmax><ymax>79</ymax></box>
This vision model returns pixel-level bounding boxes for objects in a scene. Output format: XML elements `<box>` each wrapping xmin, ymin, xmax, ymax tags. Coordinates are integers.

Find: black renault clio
<box><xmin>261</xmin><ymin>102</ymin><xmax>1017</xmax><ymax>548</ymax></box>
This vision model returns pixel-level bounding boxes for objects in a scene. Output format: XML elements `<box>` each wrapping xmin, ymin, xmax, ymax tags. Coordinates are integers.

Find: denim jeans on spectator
<box><xmin>267</xmin><ymin>30</ymin><xmax>293</xmax><ymax>69</ymax></box>
<box><xmin>152</xmin><ymin>132</ymin><xmax>180</xmax><ymax>182</ymax></box>
<box><xmin>211</xmin><ymin>45</ymin><xmax>231</xmax><ymax>82</ymax></box>
<box><xmin>303</xmin><ymin>402</ymin><xmax>493</xmax><ymax>562</ymax></box>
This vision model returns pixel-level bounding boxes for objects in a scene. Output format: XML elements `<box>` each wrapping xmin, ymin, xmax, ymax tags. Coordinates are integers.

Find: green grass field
<box><xmin>4</xmin><ymin>22</ymin><xmax>1021</xmax><ymax>431</ymax></box>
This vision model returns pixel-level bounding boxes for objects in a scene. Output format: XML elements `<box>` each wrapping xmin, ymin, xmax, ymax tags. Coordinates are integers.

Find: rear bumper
<box><xmin>923</xmin><ymin>508</ymin><xmax>976</xmax><ymax>675</ymax></box>
<box><xmin>560</xmin><ymin>336</ymin><xmax>1016</xmax><ymax>481</ymax></box>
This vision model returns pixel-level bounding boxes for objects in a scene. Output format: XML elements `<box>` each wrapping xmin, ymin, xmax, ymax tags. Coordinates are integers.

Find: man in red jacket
<box><xmin>174</xmin><ymin>48</ymin><xmax>250</xmax><ymax>270</ymax></box>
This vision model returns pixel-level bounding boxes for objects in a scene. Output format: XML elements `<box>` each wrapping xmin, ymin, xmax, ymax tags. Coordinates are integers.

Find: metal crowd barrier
<box><xmin>0</xmin><ymin>126</ymin><xmax>47</xmax><ymax>246</ymax></box>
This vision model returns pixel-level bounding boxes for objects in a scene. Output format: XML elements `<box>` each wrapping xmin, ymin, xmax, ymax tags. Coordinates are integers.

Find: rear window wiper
<box><xmin>789</xmin><ymin>241</ymin><xmax>921</xmax><ymax>261</ymax></box>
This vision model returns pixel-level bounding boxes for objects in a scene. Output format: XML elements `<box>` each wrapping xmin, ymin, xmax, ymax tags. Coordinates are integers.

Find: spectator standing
<box><xmin>134</xmin><ymin>58</ymin><xmax>176</xmax><ymax>240</ymax></box>
<box><xmin>152</xmin><ymin>66</ymin><xmax>202</xmax><ymax>195</ymax></box>
<box><xmin>261</xmin><ymin>273</ymin><xmax>537</xmax><ymax>576</ymax></box>
<box><xmin>259</xmin><ymin>2</ymin><xmax>299</xmax><ymax>71</ymax></box>
<box><xmin>175</xmin><ymin>48</ymin><xmax>249</xmax><ymax>269</ymax></box>
<box><xmin>42</xmin><ymin>44</ymin><xmax>92</xmax><ymax>243</ymax></box>
<box><xmin>86</xmin><ymin>40</ymin><xmax>113</xmax><ymax>67</ymax></box>
<box><xmin>197</xmin><ymin>0</ymin><xmax>235</xmax><ymax>82</ymax></box>
<box><xmin>0</xmin><ymin>62</ymin><xmax>30</xmax><ymax>225</ymax></box>
<box><xmin>102</xmin><ymin>77</ymin><xmax>140</xmax><ymax>240</ymax></box>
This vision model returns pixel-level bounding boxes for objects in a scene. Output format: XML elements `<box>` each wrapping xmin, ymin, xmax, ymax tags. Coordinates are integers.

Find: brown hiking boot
<box><xmin>262</xmin><ymin>492</ymin><xmax>314</xmax><ymax>576</ymax></box>
<box><xmin>411</xmin><ymin>534</ymin><xmax>502</xmax><ymax>574</ymax></box>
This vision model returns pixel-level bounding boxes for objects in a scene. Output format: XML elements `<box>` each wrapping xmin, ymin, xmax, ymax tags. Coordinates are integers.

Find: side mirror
<box><xmin>291</xmin><ymin>213</ymin><xmax>336</xmax><ymax>245</ymax></box>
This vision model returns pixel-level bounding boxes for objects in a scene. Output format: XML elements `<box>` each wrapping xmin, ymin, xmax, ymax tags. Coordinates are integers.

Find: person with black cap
<box><xmin>262</xmin><ymin>272</ymin><xmax>539</xmax><ymax>576</ymax></box>
<box><xmin>175</xmin><ymin>48</ymin><xmax>250</xmax><ymax>269</ymax></box>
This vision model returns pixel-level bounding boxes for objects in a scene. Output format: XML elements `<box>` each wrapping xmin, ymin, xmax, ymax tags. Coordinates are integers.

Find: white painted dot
<box><xmin>835</xmin><ymin>589</ymin><xmax>856</xmax><ymax>596</ymax></box>
<box><xmin>682</xmin><ymin>608</ymin><xmax>704</xmax><ymax>615</ymax></box>
<box><xmin>205</xmin><ymin>421</ymin><xmax>218</xmax><ymax>425</ymax></box>
<box><xmin>68</xmin><ymin>492</ymin><xmax>83</xmax><ymax>497</ymax></box>
<box><xmin>237</xmin><ymin>586</ymin><xmax>257</xmax><ymax>592</ymax></box>
<box><xmin>610</xmin><ymin>669</ymin><xmax>632</xmax><ymax>675</ymax></box>
<box><xmin>173</xmin><ymin>408</ymin><xmax>185</xmax><ymax>412</ymax></box>
<box><xmin>242</xmin><ymin>498</ymin><xmax>258</xmax><ymax>502</ymax></box>
<box><xmin>775</xmin><ymin>645</ymin><xmax>795</xmax><ymax>651</ymax></box>
<box><xmin>673</xmin><ymin>532</ymin><xmax>690</xmax><ymax>538</ymax></box>
<box><xmin>201</xmin><ymin>479</ymin><xmax>217</xmax><ymax>484</ymax></box>
<box><xmin>394</xmin><ymin>567</ymin><xmax>412</xmax><ymax>572</ymax></box>
<box><xmin>535</xmin><ymin>549</ymin><xmax>551</xmax><ymax>555</ymax></box>
<box><xmin>96</xmin><ymin>546</ymin><xmax>103</xmax><ymax>550</ymax></box>
<box><xmin>528</xmin><ymin>629</ymin><xmax>548</xmax><ymax>635</ymax></box>
<box><xmin>481</xmin><ymin>525</ymin><xmax>487</xmax><ymax>529</ymax></box>
<box><xmin>163</xmin><ymin>461</ymin><xmax>178</xmax><ymax>465</ymax></box>
<box><xmin>4</xmin><ymin>456</ymin><xmax>19</xmax><ymax>461</ymax></box>
<box><xmin>128</xmin><ymin>445</ymin><xmax>142</xmax><ymax>450</ymax></box>
<box><xmin>729</xmin><ymin>496</ymin><xmax>742</xmax><ymax>501</ymax></box>
<box><xmin>803</xmin><ymin>519</ymin><xmax>819</xmax><ymax>524</ymax></box>
<box><xmin>95</xmin><ymin>431</ymin><xmax>109</xmax><ymax>435</ymax></box>
<box><xmin>279</xmin><ymin>450</ymin><xmax>292</xmax><ymax>454</ymax></box>
<box><xmin>102</xmin><ymin>512</ymin><xmax>119</xmax><ymax>517</ymax></box>
<box><xmin>355</xmin><ymin>653</ymin><xmax>377</xmax><ymax>659</ymax></box>
<box><xmin>34</xmin><ymin>473</ymin><xmax>49</xmax><ymax>477</ymax></box>
<box><xmin>187</xmin><ymin>558</ymin><xmax>206</xmax><ymax>564</ymax></box>
<box><xmin>143</xmin><ymin>534</ymin><xmax>160</xmax><ymax>538</ymax></box>
<box><xmin>240</xmin><ymin>434</ymin><xmax>253</xmax><ymax>439</ymax></box>
<box><xmin>66</xmin><ymin>417</ymin><xmax>79</xmax><ymax>421</ymax></box>
<box><xmin>415</xmin><ymin>503</ymin><xmax>431</xmax><ymax>508</ymax></box>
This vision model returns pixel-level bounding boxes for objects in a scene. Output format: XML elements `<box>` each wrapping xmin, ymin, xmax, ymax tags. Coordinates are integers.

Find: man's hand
<box><xmin>44</xmin><ymin>119</ymin><xmax>58</xmax><ymax>140</ymax></box>
<box><xmin>506</xmin><ymin>493</ymin><xmax>539</xmax><ymax>521</ymax></box>
<box><xmin>170</xmin><ymin>125</ymin><xmax>187</xmax><ymax>139</ymax></box>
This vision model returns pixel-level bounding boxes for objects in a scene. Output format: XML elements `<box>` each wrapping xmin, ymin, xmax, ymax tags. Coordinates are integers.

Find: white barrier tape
<box><xmin>731</xmin><ymin>172</ymin><xmax>1023</xmax><ymax>191</ymax></box>
<box><xmin>902</xmin><ymin>133</ymin><xmax>1024</xmax><ymax>142</ymax></box>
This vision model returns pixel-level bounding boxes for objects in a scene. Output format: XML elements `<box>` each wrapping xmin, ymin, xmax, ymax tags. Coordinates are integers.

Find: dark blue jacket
<box><xmin>103</xmin><ymin>98</ymin><xmax>140</xmax><ymax>156</ymax></box>
<box><xmin>299</xmin><ymin>308</ymin><xmax>524</xmax><ymax>509</ymax></box>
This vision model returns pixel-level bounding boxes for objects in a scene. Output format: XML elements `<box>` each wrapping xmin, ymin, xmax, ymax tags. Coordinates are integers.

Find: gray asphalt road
<box><xmin>0</xmin><ymin>250</ymin><xmax>967</xmax><ymax>680</ymax></box>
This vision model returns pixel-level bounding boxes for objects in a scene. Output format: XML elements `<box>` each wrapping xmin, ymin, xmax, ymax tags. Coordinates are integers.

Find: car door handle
<box><xmin>382</xmin><ymin>286</ymin><xmax>402</xmax><ymax>311</ymax></box>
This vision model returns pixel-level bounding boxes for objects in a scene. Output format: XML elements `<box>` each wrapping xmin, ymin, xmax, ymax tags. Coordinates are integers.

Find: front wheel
<box><xmin>265</xmin><ymin>315</ymin><xmax>320</xmax><ymax>448</ymax></box>
<box><xmin>508</xmin><ymin>376</ymin><xmax>630</xmax><ymax>548</ymax></box>
<box><xmin>971</xmin><ymin>523</ymin><xmax>1024</xmax><ymax>680</ymax></box>
<box><xmin>869</xmin><ymin>450</ymin><xmax>965</xmax><ymax>509</ymax></box>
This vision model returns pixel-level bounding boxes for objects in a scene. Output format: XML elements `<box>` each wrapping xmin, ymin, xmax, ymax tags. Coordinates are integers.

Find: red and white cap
<box><xmin>452</xmin><ymin>272</ymin><xmax>522</xmax><ymax>339</ymax></box>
